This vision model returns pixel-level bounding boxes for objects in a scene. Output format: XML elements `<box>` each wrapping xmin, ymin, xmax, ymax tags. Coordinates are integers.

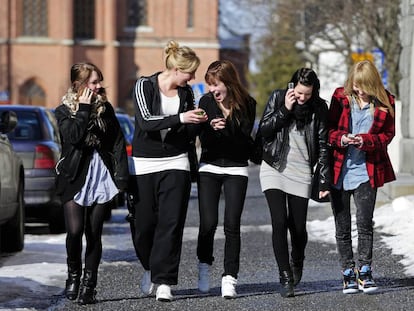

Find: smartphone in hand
<box><xmin>288</xmin><ymin>82</ymin><xmax>294</xmax><ymax>89</ymax></box>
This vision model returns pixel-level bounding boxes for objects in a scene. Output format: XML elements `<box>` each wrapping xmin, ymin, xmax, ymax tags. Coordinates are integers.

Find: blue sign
<box><xmin>191</xmin><ymin>83</ymin><xmax>205</xmax><ymax>105</ymax></box>
<box><xmin>372</xmin><ymin>47</ymin><xmax>387</xmax><ymax>88</ymax></box>
<box><xmin>0</xmin><ymin>90</ymin><xmax>9</xmax><ymax>101</ymax></box>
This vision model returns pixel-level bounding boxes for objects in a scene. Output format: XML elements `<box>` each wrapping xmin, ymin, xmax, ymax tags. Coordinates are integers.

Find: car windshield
<box><xmin>7</xmin><ymin>111</ymin><xmax>42</xmax><ymax>140</ymax></box>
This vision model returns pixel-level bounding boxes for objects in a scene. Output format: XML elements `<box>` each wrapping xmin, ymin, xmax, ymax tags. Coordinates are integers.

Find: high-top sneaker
<box><xmin>358</xmin><ymin>265</ymin><xmax>378</xmax><ymax>293</ymax></box>
<box><xmin>342</xmin><ymin>268</ymin><xmax>359</xmax><ymax>294</ymax></box>
<box><xmin>140</xmin><ymin>270</ymin><xmax>154</xmax><ymax>296</ymax></box>
<box><xmin>221</xmin><ymin>275</ymin><xmax>237</xmax><ymax>298</ymax></box>
<box><xmin>198</xmin><ymin>262</ymin><xmax>210</xmax><ymax>293</ymax></box>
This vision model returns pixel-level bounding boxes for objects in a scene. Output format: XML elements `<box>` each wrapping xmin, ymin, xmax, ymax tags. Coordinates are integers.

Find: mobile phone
<box><xmin>347</xmin><ymin>133</ymin><xmax>355</xmax><ymax>139</ymax></box>
<box><xmin>196</xmin><ymin>109</ymin><xmax>206</xmax><ymax>116</ymax></box>
<box><xmin>288</xmin><ymin>82</ymin><xmax>294</xmax><ymax>89</ymax></box>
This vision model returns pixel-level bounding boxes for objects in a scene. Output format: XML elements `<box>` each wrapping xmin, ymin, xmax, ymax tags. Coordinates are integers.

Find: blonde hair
<box><xmin>164</xmin><ymin>40</ymin><xmax>200</xmax><ymax>73</ymax></box>
<box><xmin>344</xmin><ymin>60</ymin><xmax>394</xmax><ymax>117</ymax></box>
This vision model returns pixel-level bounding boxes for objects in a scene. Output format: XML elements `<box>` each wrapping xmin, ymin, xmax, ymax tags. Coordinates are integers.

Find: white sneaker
<box><xmin>198</xmin><ymin>262</ymin><xmax>210</xmax><ymax>293</ymax></box>
<box><xmin>156</xmin><ymin>284</ymin><xmax>173</xmax><ymax>302</ymax></box>
<box><xmin>140</xmin><ymin>270</ymin><xmax>154</xmax><ymax>296</ymax></box>
<box><xmin>221</xmin><ymin>275</ymin><xmax>237</xmax><ymax>298</ymax></box>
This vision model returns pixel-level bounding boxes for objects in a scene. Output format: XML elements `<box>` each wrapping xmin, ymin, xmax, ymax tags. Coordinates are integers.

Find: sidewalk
<box><xmin>376</xmin><ymin>173</ymin><xmax>414</xmax><ymax>207</ymax></box>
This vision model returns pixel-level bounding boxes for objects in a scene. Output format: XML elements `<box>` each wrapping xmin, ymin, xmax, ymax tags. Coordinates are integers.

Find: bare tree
<box><xmin>296</xmin><ymin>0</ymin><xmax>401</xmax><ymax>95</ymax></box>
<box><xmin>221</xmin><ymin>0</ymin><xmax>402</xmax><ymax>103</ymax></box>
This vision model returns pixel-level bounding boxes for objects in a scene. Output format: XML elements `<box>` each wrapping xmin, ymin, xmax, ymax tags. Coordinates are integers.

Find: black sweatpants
<box><xmin>131</xmin><ymin>170</ymin><xmax>191</xmax><ymax>285</ymax></box>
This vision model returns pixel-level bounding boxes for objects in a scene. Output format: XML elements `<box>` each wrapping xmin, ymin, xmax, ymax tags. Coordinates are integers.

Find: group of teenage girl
<box><xmin>55</xmin><ymin>40</ymin><xmax>395</xmax><ymax>304</ymax></box>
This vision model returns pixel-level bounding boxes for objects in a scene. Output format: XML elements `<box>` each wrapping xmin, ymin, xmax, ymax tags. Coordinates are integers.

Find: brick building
<box><xmin>0</xmin><ymin>0</ymin><xmax>219</xmax><ymax>112</ymax></box>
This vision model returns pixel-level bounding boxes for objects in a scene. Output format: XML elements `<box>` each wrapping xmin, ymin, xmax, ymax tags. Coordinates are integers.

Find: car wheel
<box><xmin>48</xmin><ymin>204</ymin><xmax>66</xmax><ymax>234</ymax></box>
<box><xmin>1</xmin><ymin>178</ymin><xmax>25</xmax><ymax>252</ymax></box>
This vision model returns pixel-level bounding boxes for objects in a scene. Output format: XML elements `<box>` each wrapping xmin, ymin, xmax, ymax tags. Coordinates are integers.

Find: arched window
<box><xmin>74</xmin><ymin>0</ymin><xmax>95</xmax><ymax>39</ymax></box>
<box><xmin>22</xmin><ymin>0</ymin><xmax>48</xmax><ymax>37</ymax></box>
<box><xmin>127</xmin><ymin>0</ymin><xmax>148</xmax><ymax>27</ymax></box>
<box><xmin>19</xmin><ymin>79</ymin><xmax>46</xmax><ymax>106</ymax></box>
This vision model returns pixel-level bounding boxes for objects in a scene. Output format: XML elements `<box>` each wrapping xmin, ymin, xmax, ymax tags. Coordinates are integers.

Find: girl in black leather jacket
<box><xmin>257</xmin><ymin>68</ymin><xmax>330</xmax><ymax>297</ymax></box>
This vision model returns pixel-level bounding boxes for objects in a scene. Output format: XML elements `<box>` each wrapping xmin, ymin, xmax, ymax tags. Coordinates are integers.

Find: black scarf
<box><xmin>292</xmin><ymin>102</ymin><xmax>312</xmax><ymax>131</ymax></box>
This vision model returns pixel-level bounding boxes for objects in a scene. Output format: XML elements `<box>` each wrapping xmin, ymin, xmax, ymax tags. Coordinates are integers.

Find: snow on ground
<box><xmin>0</xmin><ymin>195</ymin><xmax>414</xmax><ymax>310</ymax></box>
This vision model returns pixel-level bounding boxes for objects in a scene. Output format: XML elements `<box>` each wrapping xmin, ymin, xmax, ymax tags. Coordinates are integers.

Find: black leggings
<box><xmin>264</xmin><ymin>189</ymin><xmax>309</xmax><ymax>272</ymax></box>
<box><xmin>64</xmin><ymin>200</ymin><xmax>109</xmax><ymax>272</ymax></box>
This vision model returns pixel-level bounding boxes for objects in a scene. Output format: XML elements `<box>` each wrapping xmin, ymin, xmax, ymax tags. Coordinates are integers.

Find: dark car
<box><xmin>0</xmin><ymin>105</ymin><xmax>64</xmax><ymax>233</ymax></box>
<box><xmin>112</xmin><ymin>112</ymin><xmax>135</xmax><ymax>211</ymax></box>
<box><xmin>116</xmin><ymin>112</ymin><xmax>134</xmax><ymax>157</ymax></box>
<box><xmin>0</xmin><ymin>110</ymin><xmax>25</xmax><ymax>252</ymax></box>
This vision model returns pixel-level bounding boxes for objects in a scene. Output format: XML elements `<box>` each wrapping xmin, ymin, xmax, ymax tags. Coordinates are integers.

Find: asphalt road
<box><xmin>12</xmin><ymin>165</ymin><xmax>414</xmax><ymax>310</ymax></box>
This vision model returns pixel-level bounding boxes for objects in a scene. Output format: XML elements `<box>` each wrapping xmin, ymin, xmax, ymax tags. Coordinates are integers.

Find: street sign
<box><xmin>351</xmin><ymin>51</ymin><xmax>374</xmax><ymax>63</ymax></box>
<box><xmin>0</xmin><ymin>90</ymin><xmax>10</xmax><ymax>104</ymax></box>
<box><xmin>191</xmin><ymin>83</ymin><xmax>205</xmax><ymax>105</ymax></box>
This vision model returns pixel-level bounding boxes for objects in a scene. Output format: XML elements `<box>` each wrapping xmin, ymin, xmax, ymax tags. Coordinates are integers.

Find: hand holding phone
<box><xmin>285</xmin><ymin>83</ymin><xmax>296</xmax><ymax>110</ymax></box>
<box><xmin>78</xmin><ymin>87</ymin><xmax>93</xmax><ymax>104</ymax></box>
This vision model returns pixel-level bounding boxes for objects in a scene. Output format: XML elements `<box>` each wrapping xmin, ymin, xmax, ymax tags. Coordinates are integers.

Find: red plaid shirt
<box><xmin>328</xmin><ymin>87</ymin><xmax>396</xmax><ymax>188</ymax></box>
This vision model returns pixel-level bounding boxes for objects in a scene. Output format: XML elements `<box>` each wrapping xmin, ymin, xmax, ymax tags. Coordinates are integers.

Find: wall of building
<box><xmin>0</xmin><ymin>0</ymin><xmax>220</xmax><ymax>111</ymax></box>
<box><xmin>399</xmin><ymin>0</ymin><xmax>414</xmax><ymax>174</ymax></box>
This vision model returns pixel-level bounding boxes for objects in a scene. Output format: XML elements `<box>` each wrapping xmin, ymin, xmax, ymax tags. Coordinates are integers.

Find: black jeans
<box><xmin>132</xmin><ymin>170</ymin><xmax>191</xmax><ymax>285</ymax></box>
<box><xmin>264</xmin><ymin>189</ymin><xmax>309</xmax><ymax>272</ymax></box>
<box><xmin>330</xmin><ymin>181</ymin><xmax>377</xmax><ymax>270</ymax></box>
<box><xmin>197</xmin><ymin>172</ymin><xmax>248</xmax><ymax>278</ymax></box>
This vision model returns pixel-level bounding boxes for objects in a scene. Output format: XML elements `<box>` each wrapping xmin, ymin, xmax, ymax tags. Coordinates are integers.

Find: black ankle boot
<box><xmin>78</xmin><ymin>269</ymin><xmax>97</xmax><ymax>305</ymax></box>
<box><xmin>65</xmin><ymin>262</ymin><xmax>81</xmax><ymax>300</ymax></box>
<box><xmin>279</xmin><ymin>270</ymin><xmax>294</xmax><ymax>298</ymax></box>
<box><xmin>291</xmin><ymin>261</ymin><xmax>303</xmax><ymax>286</ymax></box>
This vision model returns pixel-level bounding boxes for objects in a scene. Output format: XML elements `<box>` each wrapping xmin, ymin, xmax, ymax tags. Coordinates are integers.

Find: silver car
<box><xmin>0</xmin><ymin>105</ymin><xmax>64</xmax><ymax>233</ymax></box>
<box><xmin>0</xmin><ymin>110</ymin><xmax>25</xmax><ymax>252</ymax></box>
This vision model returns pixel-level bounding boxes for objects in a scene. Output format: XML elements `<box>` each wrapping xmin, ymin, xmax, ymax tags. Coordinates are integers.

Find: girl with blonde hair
<box><xmin>328</xmin><ymin>60</ymin><xmax>396</xmax><ymax>294</ymax></box>
<box><xmin>129</xmin><ymin>40</ymin><xmax>207</xmax><ymax>302</ymax></box>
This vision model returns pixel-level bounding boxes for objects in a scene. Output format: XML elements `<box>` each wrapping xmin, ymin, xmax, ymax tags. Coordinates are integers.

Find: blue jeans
<box><xmin>330</xmin><ymin>181</ymin><xmax>377</xmax><ymax>270</ymax></box>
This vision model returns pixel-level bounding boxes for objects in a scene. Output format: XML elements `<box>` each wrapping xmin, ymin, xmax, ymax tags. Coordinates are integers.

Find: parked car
<box><xmin>0</xmin><ymin>105</ymin><xmax>64</xmax><ymax>233</ymax></box>
<box><xmin>116</xmin><ymin>112</ymin><xmax>134</xmax><ymax>157</ymax></box>
<box><xmin>0</xmin><ymin>110</ymin><xmax>25</xmax><ymax>252</ymax></box>
<box><xmin>112</xmin><ymin>112</ymin><xmax>135</xmax><ymax>211</ymax></box>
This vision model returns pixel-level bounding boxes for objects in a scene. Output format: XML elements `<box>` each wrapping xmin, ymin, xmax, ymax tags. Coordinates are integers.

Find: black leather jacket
<box><xmin>258</xmin><ymin>89</ymin><xmax>330</xmax><ymax>192</ymax></box>
<box><xmin>55</xmin><ymin>102</ymin><xmax>129</xmax><ymax>204</ymax></box>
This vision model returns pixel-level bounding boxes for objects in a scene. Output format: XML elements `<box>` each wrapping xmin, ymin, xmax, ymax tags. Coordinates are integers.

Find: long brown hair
<box><xmin>344</xmin><ymin>60</ymin><xmax>394</xmax><ymax>117</ymax></box>
<box><xmin>204</xmin><ymin>60</ymin><xmax>250</xmax><ymax>119</ymax></box>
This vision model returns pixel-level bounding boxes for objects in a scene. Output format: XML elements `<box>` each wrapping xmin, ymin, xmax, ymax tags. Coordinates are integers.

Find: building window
<box><xmin>74</xmin><ymin>0</ymin><xmax>95</xmax><ymax>39</ymax></box>
<box><xmin>19</xmin><ymin>79</ymin><xmax>46</xmax><ymax>106</ymax></box>
<box><xmin>127</xmin><ymin>0</ymin><xmax>148</xmax><ymax>27</ymax></box>
<box><xmin>187</xmin><ymin>0</ymin><xmax>194</xmax><ymax>28</ymax></box>
<box><xmin>22</xmin><ymin>0</ymin><xmax>48</xmax><ymax>37</ymax></box>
